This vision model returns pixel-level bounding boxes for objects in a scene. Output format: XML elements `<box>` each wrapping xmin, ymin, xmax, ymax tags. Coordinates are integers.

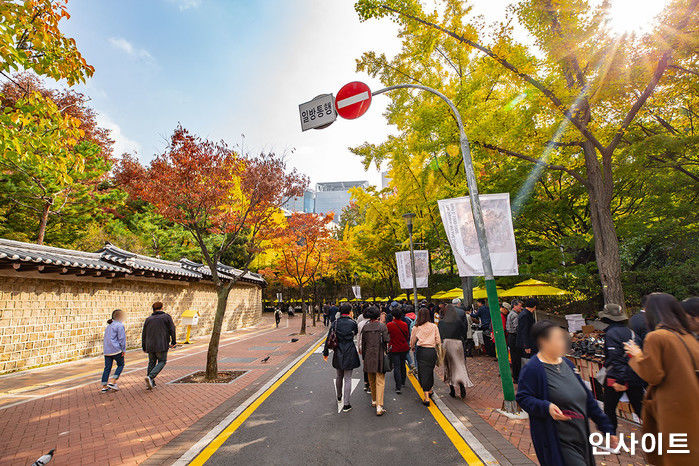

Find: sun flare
<box><xmin>606</xmin><ymin>0</ymin><xmax>669</xmax><ymax>35</ymax></box>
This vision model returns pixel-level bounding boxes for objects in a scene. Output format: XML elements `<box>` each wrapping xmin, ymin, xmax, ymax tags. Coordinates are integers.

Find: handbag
<box><xmin>436</xmin><ymin>343</ymin><xmax>445</xmax><ymax>367</ymax></box>
<box><xmin>327</xmin><ymin>321</ymin><xmax>338</xmax><ymax>350</ymax></box>
<box><xmin>381</xmin><ymin>331</ymin><xmax>393</xmax><ymax>373</ymax></box>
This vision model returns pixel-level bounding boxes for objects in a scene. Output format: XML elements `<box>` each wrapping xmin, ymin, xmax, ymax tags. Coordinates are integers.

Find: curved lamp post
<box><xmin>375</xmin><ymin>84</ymin><xmax>516</xmax><ymax>412</ymax></box>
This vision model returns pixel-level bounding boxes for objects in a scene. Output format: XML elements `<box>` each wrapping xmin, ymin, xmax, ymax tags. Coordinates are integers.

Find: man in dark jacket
<box><xmin>628</xmin><ymin>295</ymin><xmax>649</xmax><ymax>347</ymax></box>
<box><xmin>599</xmin><ymin>303</ymin><xmax>644</xmax><ymax>431</ymax></box>
<box><xmin>142</xmin><ymin>301</ymin><xmax>176</xmax><ymax>389</ymax></box>
<box><xmin>516</xmin><ymin>298</ymin><xmax>538</xmax><ymax>358</ymax></box>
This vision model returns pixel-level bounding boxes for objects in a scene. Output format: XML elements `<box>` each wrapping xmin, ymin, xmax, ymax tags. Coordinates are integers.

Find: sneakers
<box><xmin>396</xmin><ymin>388</ymin><xmax>402</xmax><ymax>395</ymax></box>
<box><xmin>101</xmin><ymin>386</ymin><xmax>109</xmax><ymax>393</ymax></box>
<box><xmin>363</xmin><ymin>383</ymin><xmax>370</xmax><ymax>392</ymax></box>
<box><xmin>337</xmin><ymin>394</ymin><xmax>342</xmax><ymax>402</ymax></box>
<box><xmin>145</xmin><ymin>376</ymin><xmax>154</xmax><ymax>390</ymax></box>
<box><xmin>376</xmin><ymin>406</ymin><xmax>386</xmax><ymax>416</ymax></box>
<box><xmin>107</xmin><ymin>383</ymin><xmax>119</xmax><ymax>391</ymax></box>
<box><xmin>371</xmin><ymin>401</ymin><xmax>377</xmax><ymax>407</ymax></box>
<box><xmin>342</xmin><ymin>404</ymin><xmax>352</xmax><ymax>412</ymax></box>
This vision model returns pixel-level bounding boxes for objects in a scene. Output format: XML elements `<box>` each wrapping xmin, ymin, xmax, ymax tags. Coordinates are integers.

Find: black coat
<box><xmin>515</xmin><ymin>308</ymin><xmax>536</xmax><ymax>353</ymax></box>
<box><xmin>603</xmin><ymin>322</ymin><xmax>643</xmax><ymax>386</ymax></box>
<box><xmin>629</xmin><ymin>311</ymin><xmax>648</xmax><ymax>347</ymax></box>
<box><xmin>141</xmin><ymin>311</ymin><xmax>176</xmax><ymax>353</ymax></box>
<box><xmin>323</xmin><ymin>316</ymin><xmax>360</xmax><ymax>370</ymax></box>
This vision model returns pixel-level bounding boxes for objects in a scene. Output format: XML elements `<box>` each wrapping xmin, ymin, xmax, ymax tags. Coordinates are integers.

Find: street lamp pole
<box><xmin>375</xmin><ymin>84</ymin><xmax>517</xmax><ymax>411</ymax></box>
<box><xmin>402</xmin><ymin>213</ymin><xmax>419</xmax><ymax>311</ymax></box>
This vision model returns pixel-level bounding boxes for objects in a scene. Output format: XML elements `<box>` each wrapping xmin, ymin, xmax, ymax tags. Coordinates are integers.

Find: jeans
<box><xmin>335</xmin><ymin>369</ymin><xmax>353</xmax><ymax>403</ymax></box>
<box><xmin>603</xmin><ymin>383</ymin><xmax>644</xmax><ymax>431</ymax></box>
<box><xmin>389</xmin><ymin>351</ymin><xmax>408</xmax><ymax>390</ymax></box>
<box><xmin>102</xmin><ymin>353</ymin><xmax>125</xmax><ymax>384</ymax></box>
<box><xmin>147</xmin><ymin>351</ymin><xmax>168</xmax><ymax>379</ymax></box>
<box><xmin>406</xmin><ymin>349</ymin><xmax>415</xmax><ymax>368</ymax></box>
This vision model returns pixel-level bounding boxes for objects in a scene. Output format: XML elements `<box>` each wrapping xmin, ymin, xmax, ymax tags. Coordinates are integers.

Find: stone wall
<box><xmin>0</xmin><ymin>273</ymin><xmax>262</xmax><ymax>374</ymax></box>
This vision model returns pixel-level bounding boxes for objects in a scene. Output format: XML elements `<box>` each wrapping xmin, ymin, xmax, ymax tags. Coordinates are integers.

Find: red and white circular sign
<box><xmin>335</xmin><ymin>81</ymin><xmax>372</xmax><ymax>119</ymax></box>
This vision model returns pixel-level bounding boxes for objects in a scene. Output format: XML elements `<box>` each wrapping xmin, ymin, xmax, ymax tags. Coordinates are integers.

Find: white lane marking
<box><xmin>333</xmin><ymin>377</ymin><xmax>361</xmax><ymax>412</ymax></box>
<box><xmin>0</xmin><ymin>326</ymin><xmax>279</xmax><ymax>411</ymax></box>
<box><xmin>172</xmin><ymin>334</ymin><xmax>326</xmax><ymax>465</ymax></box>
<box><xmin>336</xmin><ymin>91</ymin><xmax>369</xmax><ymax>109</ymax></box>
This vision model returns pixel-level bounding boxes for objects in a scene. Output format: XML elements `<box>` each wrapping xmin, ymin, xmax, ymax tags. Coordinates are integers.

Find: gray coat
<box><xmin>360</xmin><ymin>320</ymin><xmax>389</xmax><ymax>373</ymax></box>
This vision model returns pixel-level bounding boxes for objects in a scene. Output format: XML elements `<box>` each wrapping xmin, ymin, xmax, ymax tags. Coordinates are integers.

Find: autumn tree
<box><xmin>1</xmin><ymin>0</ymin><xmax>97</xmax><ymax>244</ymax></box>
<box><xmin>264</xmin><ymin>212</ymin><xmax>336</xmax><ymax>335</ymax></box>
<box><xmin>355</xmin><ymin>0</ymin><xmax>699</xmax><ymax>307</ymax></box>
<box><xmin>0</xmin><ymin>75</ymin><xmax>115</xmax><ymax>244</ymax></box>
<box><xmin>117</xmin><ymin>126</ymin><xmax>307</xmax><ymax>379</ymax></box>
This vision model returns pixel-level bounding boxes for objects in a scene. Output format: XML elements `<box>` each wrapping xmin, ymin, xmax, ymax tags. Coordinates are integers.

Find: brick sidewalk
<box><xmin>441</xmin><ymin>355</ymin><xmax>648</xmax><ymax>465</ymax></box>
<box><xmin>0</xmin><ymin>314</ymin><xmax>322</xmax><ymax>465</ymax></box>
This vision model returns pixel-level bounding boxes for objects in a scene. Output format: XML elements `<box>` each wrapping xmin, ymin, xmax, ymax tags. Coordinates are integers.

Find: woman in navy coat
<box><xmin>516</xmin><ymin>320</ymin><xmax>616</xmax><ymax>466</ymax></box>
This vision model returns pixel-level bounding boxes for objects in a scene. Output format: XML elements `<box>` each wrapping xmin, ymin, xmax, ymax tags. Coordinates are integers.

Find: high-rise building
<box><xmin>282</xmin><ymin>180</ymin><xmax>369</xmax><ymax>221</ymax></box>
<box><xmin>381</xmin><ymin>171</ymin><xmax>391</xmax><ymax>189</ymax></box>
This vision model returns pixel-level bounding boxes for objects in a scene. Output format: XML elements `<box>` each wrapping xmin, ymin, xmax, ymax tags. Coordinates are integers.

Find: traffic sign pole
<box><xmin>372</xmin><ymin>84</ymin><xmax>516</xmax><ymax>412</ymax></box>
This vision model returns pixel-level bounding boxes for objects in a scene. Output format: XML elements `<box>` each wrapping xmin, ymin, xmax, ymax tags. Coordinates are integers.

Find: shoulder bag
<box><xmin>327</xmin><ymin>321</ymin><xmax>338</xmax><ymax>350</ymax></box>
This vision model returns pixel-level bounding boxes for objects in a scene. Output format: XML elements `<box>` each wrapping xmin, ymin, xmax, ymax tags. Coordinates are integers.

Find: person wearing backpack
<box><xmin>322</xmin><ymin>303</ymin><xmax>360</xmax><ymax>412</ymax></box>
<box><xmin>386</xmin><ymin>307</ymin><xmax>410</xmax><ymax>394</ymax></box>
<box><xmin>599</xmin><ymin>303</ymin><xmax>644</xmax><ymax>431</ymax></box>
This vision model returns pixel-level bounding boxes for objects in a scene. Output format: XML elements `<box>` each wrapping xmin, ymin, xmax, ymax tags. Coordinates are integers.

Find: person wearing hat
<box><xmin>599</xmin><ymin>303</ymin><xmax>644</xmax><ymax>431</ymax></box>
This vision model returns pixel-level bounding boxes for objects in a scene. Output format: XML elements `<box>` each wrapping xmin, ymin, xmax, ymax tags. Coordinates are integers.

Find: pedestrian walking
<box><xmin>598</xmin><ymin>303</ymin><xmax>643</xmax><ymax>431</ymax></box>
<box><xmin>141</xmin><ymin>301</ymin><xmax>176</xmax><ymax>389</ymax></box>
<box><xmin>410</xmin><ymin>307</ymin><xmax>441</xmax><ymax>406</ymax></box>
<box><xmin>101</xmin><ymin>309</ymin><xmax>126</xmax><ymax>392</ymax></box>
<box><xmin>323</xmin><ymin>303</ymin><xmax>360</xmax><ymax>412</ymax></box>
<box><xmin>386</xmin><ymin>307</ymin><xmax>410</xmax><ymax>394</ymax></box>
<box><xmin>624</xmin><ymin>293</ymin><xmax>699</xmax><ymax>466</ymax></box>
<box><xmin>629</xmin><ymin>295</ymin><xmax>650</xmax><ymax>347</ymax></box>
<box><xmin>516</xmin><ymin>320</ymin><xmax>616</xmax><ymax>466</ymax></box>
<box><xmin>507</xmin><ymin>299</ymin><xmax>522</xmax><ymax>380</ymax></box>
<box><xmin>516</xmin><ymin>298</ymin><xmax>538</xmax><ymax>364</ymax></box>
<box><xmin>473</xmin><ymin>299</ymin><xmax>495</xmax><ymax>356</ymax></box>
<box><xmin>438</xmin><ymin>304</ymin><xmax>473</xmax><ymax>398</ymax></box>
<box><xmin>274</xmin><ymin>307</ymin><xmax>282</xmax><ymax>328</ymax></box>
<box><xmin>359</xmin><ymin>305</ymin><xmax>390</xmax><ymax>416</ymax></box>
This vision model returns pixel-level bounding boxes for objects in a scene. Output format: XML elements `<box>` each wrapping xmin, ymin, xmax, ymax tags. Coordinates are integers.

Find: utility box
<box><xmin>181</xmin><ymin>309</ymin><xmax>200</xmax><ymax>326</ymax></box>
<box><xmin>181</xmin><ymin>309</ymin><xmax>200</xmax><ymax>343</ymax></box>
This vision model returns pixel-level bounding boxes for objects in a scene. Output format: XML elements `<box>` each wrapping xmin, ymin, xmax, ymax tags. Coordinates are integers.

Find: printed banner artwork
<box><xmin>351</xmin><ymin>285</ymin><xmax>361</xmax><ymax>299</ymax></box>
<box><xmin>395</xmin><ymin>250</ymin><xmax>429</xmax><ymax>289</ymax></box>
<box><xmin>437</xmin><ymin>193</ymin><xmax>518</xmax><ymax>277</ymax></box>
<box><xmin>276</xmin><ymin>293</ymin><xmax>282</xmax><ymax>302</ymax></box>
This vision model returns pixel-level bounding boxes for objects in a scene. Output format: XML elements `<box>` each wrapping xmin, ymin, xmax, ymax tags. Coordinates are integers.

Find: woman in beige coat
<box><xmin>624</xmin><ymin>293</ymin><xmax>699</xmax><ymax>466</ymax></box>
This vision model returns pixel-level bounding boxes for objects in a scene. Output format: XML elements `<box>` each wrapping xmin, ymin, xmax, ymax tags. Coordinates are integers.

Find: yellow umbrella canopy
<box><xmin>393</xmin><ymin>293</ymin><xmax>426</xmax><ymax>301</ymax></box>
<box><xmin>439</xmin><ymin>286</ymin><xmax>503</xmax><ymax>300</ymax></box>
<box><xmin>499</xmin><ymin>279</ymin><xmax>570</xmax><ymax>297</ymax></box>
<box><xmin>431</xmin><ymin>290</ymin><xmax>447</xmax><ymax>299</ymax></box>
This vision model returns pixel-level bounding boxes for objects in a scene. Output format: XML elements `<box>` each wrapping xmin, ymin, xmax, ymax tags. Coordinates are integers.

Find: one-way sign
<box><xmin>299</xmin><ymin>94</ymin><xmax>337</xmax><ymax>131</ymax></box>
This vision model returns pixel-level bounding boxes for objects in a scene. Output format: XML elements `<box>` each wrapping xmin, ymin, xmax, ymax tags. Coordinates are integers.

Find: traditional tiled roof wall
<box><xmin>0</xmin><ymin>239</ymin><xmax>265</xmax><ymax>285</ymax></box>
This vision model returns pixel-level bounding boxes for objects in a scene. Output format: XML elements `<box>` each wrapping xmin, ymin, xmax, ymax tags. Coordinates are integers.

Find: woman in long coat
<box><xmin>323</xmin><ymin>304</ymin><xmax>361</xmax><ymax>412</ymax></box>
<box><xmin>624</xmin><ymin>293</ymin><xmax>699</xmax><ymax>466</ymax></box>
<box><xmin>360</xmin><ymin>305</ymin><xmax>390</xmax><ymax>416</ymax></box>
<box><xmin>438</xmin><ymin>304</ymin><xmax>474</xmax><ymax>398</ymax></box>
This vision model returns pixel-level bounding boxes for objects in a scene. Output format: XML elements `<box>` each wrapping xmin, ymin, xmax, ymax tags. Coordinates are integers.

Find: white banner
<box><xmin>276</xmin><ymin>293</ymin><xmax>282</xmax><ymax>302</ymax></box>
<box><xmin>352</xmin><ymin>285</ymin><xmax>361</xmax><ymax>299</ymax></box>
<box><xmin>395</xmin><ymin>250</ymin><xmax>429</xmax><ymax>289</ymax></box>
<box><xmin>438</xmin><ymin>193</ymin><xmax>518</xmax><ymax>277</ymax></box>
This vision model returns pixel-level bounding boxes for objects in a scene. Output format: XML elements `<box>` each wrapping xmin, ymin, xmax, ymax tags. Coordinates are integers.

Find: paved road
<box><xmin>204</xmin><ymin>349</ymin><xmax>472</xmax><ymax>465</ymax></box>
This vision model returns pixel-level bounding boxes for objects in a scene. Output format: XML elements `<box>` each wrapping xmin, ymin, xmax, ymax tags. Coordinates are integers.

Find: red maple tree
<box><xmin>116</xmin><ymin>125</ymin><xmax>307</xmax><ymax>378</ymax></box>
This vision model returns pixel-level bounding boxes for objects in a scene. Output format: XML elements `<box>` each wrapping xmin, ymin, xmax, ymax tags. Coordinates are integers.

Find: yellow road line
<box><xmin>406</xmin><ymin>369</ymin><xmax>483</xmax><ymax>465</ymax></box>
<box><xmin>189</xmin><ymin>338</ymin><xmax>324</xmax><ymax>466</ymax></box>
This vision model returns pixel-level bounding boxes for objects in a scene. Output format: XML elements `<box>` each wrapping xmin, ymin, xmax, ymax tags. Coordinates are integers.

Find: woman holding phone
<box><xmin>517</xmin><ymin>320</ymin><xmax>616</xmax><ymax>465</ymax></box>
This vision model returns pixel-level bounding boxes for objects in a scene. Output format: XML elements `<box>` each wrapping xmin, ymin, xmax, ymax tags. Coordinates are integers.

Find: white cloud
<box><xmin>108</xmin><ymin>37</ymin><xmax>154</xmax><ymax>63</ymax></box>
<box><xmin>96</xmin><ymin>113</ymin><xmax>142</xmax><ymax>157</ymax></box>
<box><xmin>166</xmin><ymin>0</ymin><xmax>201</xmax><ymax>11</ymax></box>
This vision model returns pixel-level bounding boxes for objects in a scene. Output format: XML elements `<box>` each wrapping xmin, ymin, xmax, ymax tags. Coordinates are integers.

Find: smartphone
<box><xmin>561</xmin><ymin>409</ymin><xmax>584</xmax><ymax>419</ymax></box>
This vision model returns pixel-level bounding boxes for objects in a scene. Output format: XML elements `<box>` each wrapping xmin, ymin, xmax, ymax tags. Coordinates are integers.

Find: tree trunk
<box><xmin>299</xmin><ymin>286</ymin><xmax>307</xmax><ymax>335</ymax></box>
<box><xmin>205</xmin><ymin>286</ymin><xmax>231</xmax><ymax>379</ymax></box>
<box><xmin>460</xmin><ymin>276</ymin><xmax>474</xmax><ymax>310</ymax></box>
<box><xmin>37</xmin><ymin>201</ymin><xmax>51</xmax><ymax>245</ymax></box>
<box><xmin>583</xmin><ymin>143</ymin><xmax>626</xmax><ymax>308</ymax></box>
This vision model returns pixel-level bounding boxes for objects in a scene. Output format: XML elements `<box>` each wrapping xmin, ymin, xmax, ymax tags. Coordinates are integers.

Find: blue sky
<box><xmin>62</xmin><ymin>0</ymin><xmax>403</xmax><ymax>186</ymax></box>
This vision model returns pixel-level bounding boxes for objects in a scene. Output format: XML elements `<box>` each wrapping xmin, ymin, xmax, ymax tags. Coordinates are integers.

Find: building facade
<box><xmin>283</xmin><ymin>180</ymin><xmax>369</xmax><ymax>220</ymax></box>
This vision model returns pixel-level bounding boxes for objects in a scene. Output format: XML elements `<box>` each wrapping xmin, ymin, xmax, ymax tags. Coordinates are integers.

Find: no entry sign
<box><xmin>335</xmin><ymin>81</ymin><xmax>372</xmax><ymax>119</ymax></box>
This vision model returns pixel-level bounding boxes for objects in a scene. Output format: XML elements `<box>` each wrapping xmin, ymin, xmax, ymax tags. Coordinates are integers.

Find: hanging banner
<box><xmin>395</xmin><ymin>250</ymin><xmax>429</xmax><ymax>289</ymax></box>
<box><xmin>351</xmin><ymin>285</ymin><xmax>361</xmax><ymax>299</ymax></box>
<box><xmin>438</xmin><ymin>193</ymin><xmax>518</xmax><ymax>277</ymax></box>
<box><xmin>276</xmin><ymin>292</ymin><xmax>282</xmax><ymax>302</ymax></box>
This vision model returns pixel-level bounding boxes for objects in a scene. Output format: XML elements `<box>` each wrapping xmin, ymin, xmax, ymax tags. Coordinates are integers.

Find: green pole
<box><xmin>485</xmin><ymin>279</ymin><xmax>515</xmax><ymax>401</ymax></box>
